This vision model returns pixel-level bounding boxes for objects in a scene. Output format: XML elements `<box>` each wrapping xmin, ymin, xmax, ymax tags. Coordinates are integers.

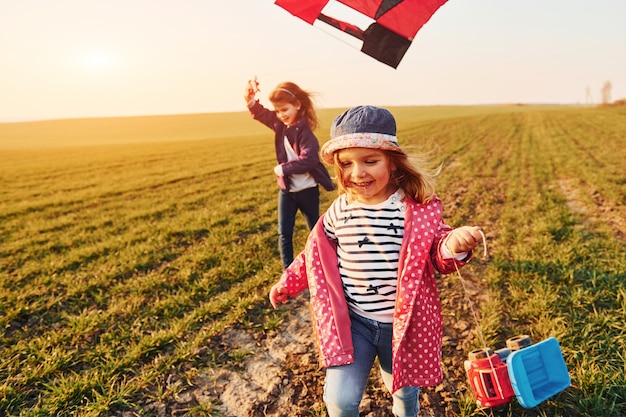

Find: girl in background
<box><xmin>269</xmin><ymin>106</ymin><xmax>482</xmax><ymax>416</ymax></box>
<box><xmin>245</xmin><ymin>80</ymin><xmax>334</xmax><ymax>269</ymax></box>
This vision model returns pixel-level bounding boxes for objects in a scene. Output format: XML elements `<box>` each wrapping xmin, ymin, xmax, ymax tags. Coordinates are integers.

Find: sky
<box><xmin>2</xmin><ymin>0</ymin><xmax>625</xmax><ymax>122</ymax></box>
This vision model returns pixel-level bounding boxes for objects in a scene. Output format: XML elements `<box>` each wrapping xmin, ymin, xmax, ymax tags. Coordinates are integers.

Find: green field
<box><xmin>1</xmin><ymin>105</ymin><xmax>625</xmax><ymax>416</ymax></box>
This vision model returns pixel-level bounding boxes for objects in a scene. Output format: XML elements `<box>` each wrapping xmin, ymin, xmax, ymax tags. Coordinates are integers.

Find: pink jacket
<box><xmin>277</xmin><ymin>195</ymin><xmax>471</xmax><ymax>393</ymax></box>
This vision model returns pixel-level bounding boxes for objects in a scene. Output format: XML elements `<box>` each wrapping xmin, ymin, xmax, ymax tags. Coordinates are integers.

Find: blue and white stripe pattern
<box><xmin>323</xmin><ymin>190</ymin><xmax>406</xmax><ymax>323</ymax></box>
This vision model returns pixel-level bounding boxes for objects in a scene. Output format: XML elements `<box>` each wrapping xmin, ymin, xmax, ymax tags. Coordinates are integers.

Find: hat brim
<box><xmin>320</xmin><ymin>133</ymin><xmax>405</xmax><ymax>165</ymax></box>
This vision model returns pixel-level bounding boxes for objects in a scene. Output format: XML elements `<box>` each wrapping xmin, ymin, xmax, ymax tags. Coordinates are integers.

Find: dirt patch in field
<box><xmin>138</xmin><ymin>268</ymin><xmax>489</xmax><ymax>417</ymax></box>
<box><xmin>557</xmin><ymin>179</ymin><xmax>626</xmax><ymax>243</ymax></box>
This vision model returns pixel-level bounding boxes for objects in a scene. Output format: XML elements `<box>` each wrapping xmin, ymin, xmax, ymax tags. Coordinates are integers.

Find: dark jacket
<box><xmin>249</xmin><ymin>101</ymin><xmax>334</xmax><ymax>192</ymax></box>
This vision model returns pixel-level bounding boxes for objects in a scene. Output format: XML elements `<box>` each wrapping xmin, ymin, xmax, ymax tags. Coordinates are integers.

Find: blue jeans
<box><xmin>323</xmin><ymin>312</ymin><xmax>420</xmax><ymax>417</ymax></box>
<box><xmin>277</xmin><ymin>186</ymin><xmax>320</xmax><ymax>269</ymax></box>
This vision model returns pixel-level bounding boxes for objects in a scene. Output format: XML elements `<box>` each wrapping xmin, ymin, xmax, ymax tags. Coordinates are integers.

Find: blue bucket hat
<box><xmin>320</xmin><ymin>105</ymin><xmax>405</xmax><ymax>165</ymax></box>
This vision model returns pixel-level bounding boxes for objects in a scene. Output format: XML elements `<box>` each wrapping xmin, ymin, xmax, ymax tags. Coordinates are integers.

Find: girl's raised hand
<box><xmin>244</xmin><ymin>84</ymin><xmax>255</xmax><ymax>103</ymax></box>
<box><xmin>244</xmin><ymin>77</ymin><xmax>259</xmax><ymax>104</ymax></box>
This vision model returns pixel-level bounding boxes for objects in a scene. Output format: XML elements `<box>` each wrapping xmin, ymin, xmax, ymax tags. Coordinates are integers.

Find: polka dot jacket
<box><xmin>277</xmin><ymin>195</ymin><xmax>472</xmax><ymax>393</ymax></box>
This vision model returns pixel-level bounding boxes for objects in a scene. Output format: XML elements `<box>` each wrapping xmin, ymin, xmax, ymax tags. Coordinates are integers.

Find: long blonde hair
<box><xmin>332</xmin><ymin>149</ymin><xmax>441</xmax><ymax>204</ymax></box>
<box><xmin>269</xmin><ymin>81</ymin><xmax>318</xmax><ymax>130</ymax></box>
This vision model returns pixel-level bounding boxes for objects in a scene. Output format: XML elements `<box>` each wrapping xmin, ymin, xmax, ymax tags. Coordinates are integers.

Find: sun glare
<box><xmin>81</xmin><ymin>52</ymin><xmax>115</xmax><ymax>71</ymax></box>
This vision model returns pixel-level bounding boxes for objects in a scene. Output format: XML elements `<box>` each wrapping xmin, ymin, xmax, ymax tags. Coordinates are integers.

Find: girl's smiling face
<box><xmin>337</xmin><ymin>147</ymin><xmax>397</xmax><ymax>204</ymax></box>
<box><xmin>273</xmin><ymin>101</ymin><xmax>300</xmax><ymax>126</ymax></box>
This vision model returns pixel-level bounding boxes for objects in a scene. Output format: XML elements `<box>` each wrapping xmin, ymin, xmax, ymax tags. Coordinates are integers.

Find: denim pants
<box><xmin>277</xmin><ymin>186</ymin><xmax>319</xmax><ymax>269</ymax></box>
<box><xmin>323</xmin><ymin>312</ymin><xmax>420</xmax><ymax>417</ymax></box>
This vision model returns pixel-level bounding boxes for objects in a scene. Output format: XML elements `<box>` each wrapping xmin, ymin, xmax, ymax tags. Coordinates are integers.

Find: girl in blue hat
<box><xmin>269</xmin><ymin>106</ymin><xmax>482</xmax><ymax>416</ymax></box>
<box><xmin>245</xmin><ymin>80</ymin><xmax>334</xmax><ymax>269</ymax></box>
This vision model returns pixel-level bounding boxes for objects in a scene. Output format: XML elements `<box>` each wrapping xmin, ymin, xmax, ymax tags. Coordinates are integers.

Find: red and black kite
<box><xmin>275</xmin><ymin>0</ymin><xmax>448</xmax><ymax>68</ymax></box>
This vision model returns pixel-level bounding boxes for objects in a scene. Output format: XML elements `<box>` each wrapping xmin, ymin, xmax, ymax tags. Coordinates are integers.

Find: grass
<box><xmin>1</xmin><ymin>105</ymin><xmax>625</xmax><ymax>416</ymax></box>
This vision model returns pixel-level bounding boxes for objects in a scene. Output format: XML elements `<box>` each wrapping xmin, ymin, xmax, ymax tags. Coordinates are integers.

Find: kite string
<box><xmin>445</xmin><ymin>230</ymin><xmax>488</xmax><ymax>347</ymax></box>
<box><xmin>444</xmin><ymin>231</ymin><xmax>508</xmax><ymax>400</ymax></box>
<box><xmin>314</xmin><ymin>24</ymin><xmax>364</xmax><ymax>52</ymax></box>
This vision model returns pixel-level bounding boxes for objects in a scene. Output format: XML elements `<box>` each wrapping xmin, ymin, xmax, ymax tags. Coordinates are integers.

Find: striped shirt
<box><xmin>323</xmin><ymin>190</ymin><xmax>406</xmax><ymax>323</ymax></box>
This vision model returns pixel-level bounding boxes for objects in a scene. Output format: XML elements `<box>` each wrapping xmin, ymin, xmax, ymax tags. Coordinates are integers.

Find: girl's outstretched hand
<box><xmin>244</xmin><ymin>78</ymin><xmax>259</xmax><ymax>105</ymax></box>
<box><xmin>269</xmin><ymin>283</ymin><xmax>289</xmax><ymax>309</ymax></box>
<box><xmin>244</xmin><ymin>83</ymin><xmax>255</xmax><ymax>103</ymax></box>
<box><xmin>446</xmin><ymin>226</ymin><xmax>483</xmax><ymax>254</ymax></box>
